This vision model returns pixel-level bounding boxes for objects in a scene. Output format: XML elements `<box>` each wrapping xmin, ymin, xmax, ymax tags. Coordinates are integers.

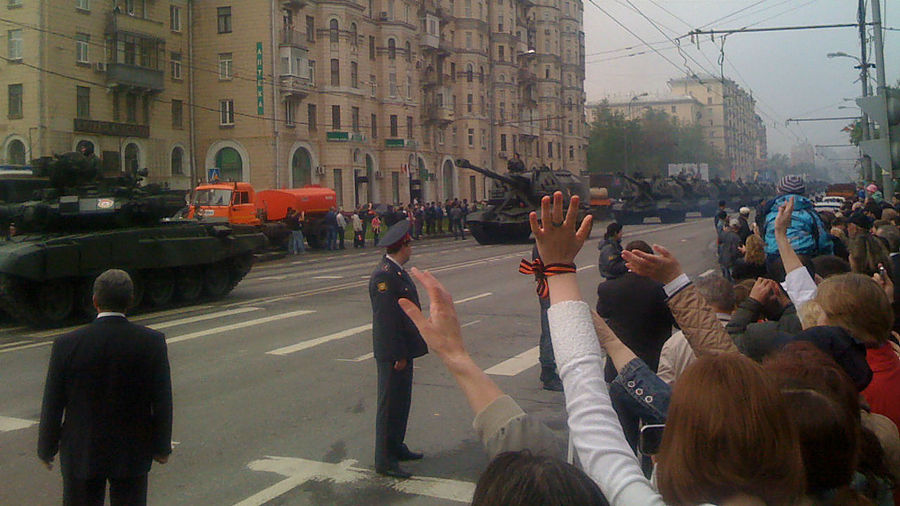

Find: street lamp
<box><xmin>623</xmin><ymin>93</ymin><xmax>648</xmax><ymax>176</ymax></box>
<box><xmin>828</xmin><ymin>51</ymin><xmax>874</xmax><ymax>180</ymax></box>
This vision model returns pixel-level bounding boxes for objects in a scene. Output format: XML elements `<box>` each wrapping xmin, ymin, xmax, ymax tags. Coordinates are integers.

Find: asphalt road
<box><xmin>0</xmin><ymin>216</ymin><xmax>719</xmax><ymax>505</ymax></box>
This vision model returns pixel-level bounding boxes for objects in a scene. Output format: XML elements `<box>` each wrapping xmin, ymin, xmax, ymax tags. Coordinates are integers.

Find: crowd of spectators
<box><xmin>397</xmin><ymin>179</ymin><xmax>900</xmax><ymax>504</ymax></box>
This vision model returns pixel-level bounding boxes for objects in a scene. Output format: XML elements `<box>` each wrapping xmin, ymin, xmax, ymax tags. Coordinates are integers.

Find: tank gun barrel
<box><xmin>455</xmin><ymin>159</ymin><xmax>523</xmax><ymax>188</ymax></box>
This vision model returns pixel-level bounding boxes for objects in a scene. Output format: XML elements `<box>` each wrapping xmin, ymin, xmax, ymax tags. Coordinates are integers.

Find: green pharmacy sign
<box><xmin>256</xmin><ymin>42</ymin><xmax>264</xmax><ymax>114</ymax></box>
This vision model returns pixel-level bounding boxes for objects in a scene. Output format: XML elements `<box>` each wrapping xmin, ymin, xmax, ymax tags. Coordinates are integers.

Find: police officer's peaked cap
<box><xmin>381</xmin><ymin>220</ymin><xmax>411</xmax><ymax>248</ymax></box>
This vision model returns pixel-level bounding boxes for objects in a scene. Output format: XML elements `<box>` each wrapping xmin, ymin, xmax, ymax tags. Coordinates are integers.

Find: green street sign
<box><xmin>256</xmin><ymin>42</ymin><xmax>264</xmax><ymax>114</ymax></box>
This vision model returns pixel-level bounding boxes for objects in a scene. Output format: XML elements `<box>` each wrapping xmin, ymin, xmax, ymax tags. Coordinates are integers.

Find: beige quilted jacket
<box><xmin>666</xmin><ymin>283</ymin><xmax>738</xmax><ymax>356</ymax></box>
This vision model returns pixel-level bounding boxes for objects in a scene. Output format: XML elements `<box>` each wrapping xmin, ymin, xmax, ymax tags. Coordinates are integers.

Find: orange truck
<box><xmin>188</xmin><ymin>181</ymin><xmax>338</xmax><ymax>248</ymax></box>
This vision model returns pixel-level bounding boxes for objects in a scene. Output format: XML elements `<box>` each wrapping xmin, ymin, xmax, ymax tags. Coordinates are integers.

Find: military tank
<box><xmin>0</xmin><ymin>152</ymin><xmax>266</xmax><ymax>328</ymax></box>
<box><xmin>454</xmin><ymin>159</ymin><xmax>589</xmax><ymax>245</ymax></box>
<box><xmin>613</xmin><ymin>174</ymin><xmax>688</xmax><ymax>225</ymax></box>
<box><xmin>672</xmin><ymin>175</ymin><xmax>720</xmax><ymax>217</ymax></box>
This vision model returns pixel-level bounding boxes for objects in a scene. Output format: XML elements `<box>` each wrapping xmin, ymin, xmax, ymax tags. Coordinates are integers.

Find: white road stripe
<box><xmin>267</xmin><ymin>324</ymin><xmax>372</xmax><ymax>356</ymax></box>
<box><xmin>460</xmin><ymin>319</ymin><xmax>482</xmax><ymax>328</ymax></box>
<box><xmin>700</xmin><ymin>269</ymin><xmax>715</xmax><ymax>277</ymax></box>
<box><xmin>485</xmin><ymin>346</ymin><xmax>541</xmax><ymax>376</ymax></box>
<box><xmin>256</xmin><ymin>275</ymin><xmax>288</xmax><ymax>281</ymax></box>
<box><xmin>166</xmin><ymin>310</ymin><xmax>315</xmax><ymax>345</ymax></box>
<box><xmin>0</xmin><ymin>341</ymin><xmax>53</xmax><ymax>354</ymax></box>
<box><xmin>455</xmin><ymin>292</ymin><xmax>492</xmax><ymax>304</ymax></box>
<box><xmin>576</xmin><ymin>265</ymin><xmax>595</xmax><ymax>272</ymax></box>
<box><xmin>236</xmin><ymin>456</ymin><xmax>474</xmax><ymax>505</ymax></box>
<box><xmin>0</xmin><ymin>415</ymin><xmax>37</xmax><ymax>432</ymax></box>
<box><xmin>150</xmin><ymin>307</ymin><xmax>261</xmax><ymax>330</ymax></box>
<box><xmin>312</xmin><ymin>275</ymin><xmax>344</xmax><ymax>279</ymax></box>
<box><xmin>336</xmin><ymin>352</ymin><xmax>375</xmax><ymax>362</ymax></box>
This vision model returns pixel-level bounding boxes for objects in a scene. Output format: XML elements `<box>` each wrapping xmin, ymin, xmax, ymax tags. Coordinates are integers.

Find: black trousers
<box><xmin>63</xmin><ymin>472</ymin><xmax>148</xmax><ymax>506</ymax></box>
<box><xmin>375</xmin><ymin>359</ymin><xmax>413</xmax><ymax>469</ymax></box>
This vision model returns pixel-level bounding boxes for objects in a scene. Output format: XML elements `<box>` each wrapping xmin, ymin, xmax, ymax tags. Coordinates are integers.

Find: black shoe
<box><xmin>542</xmin><ymin>376</ymin><xmax>564</xmax><ymax>391</ymax></box>
<box><xmin>376</xmin><ymin>465</ymin><xmax>412</xmax><ymax>479</ymax></box>
<box><xmin>397</xmin><ymin>448</ymin><xmax>423</xmax><ymax>461</ymax></box>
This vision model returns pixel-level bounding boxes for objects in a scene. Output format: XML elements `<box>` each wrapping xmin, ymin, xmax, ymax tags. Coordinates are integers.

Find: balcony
<box><xmin>279</xmin><ymin>75</ymin><xmax>314</xmax><ymax>99</ymax></box>
<box><xmin>518</xmin><ymin>113</ymin><xmax>540</xmax><ymax>137</ymax></box>
<box><xmin>106</xmin><ymin>63</ymin><xmax>164</xmax><ymax>92</ymax></box>
<box><xmin>106</xmin><ymin>10</ymin><xmax>167</xmax><ymax>40</ymax></box>
<box><xmin>518</xmin><ymin>69</ymin><xmax>537</xmax><ymax>84</ymax></box>
<box><xmin>421</xmin><ymin>73</ymin><xmax>443</xmax><ymax>88</ymax></box>
<box><xmin>280</xmin><ymin>28</ymin><xmax>308</xmax><ymax>49</ymax></box>
<box><xmin>426</xmin><ymin>105</ymin><xmax>454</xmax><ymax>124</ymax></box>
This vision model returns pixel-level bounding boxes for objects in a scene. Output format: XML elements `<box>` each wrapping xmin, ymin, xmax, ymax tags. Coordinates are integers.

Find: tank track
<box><xmin>0</xmin><ymin>274</ymin><xmax>47</xmax><ymax>327</ymax></box>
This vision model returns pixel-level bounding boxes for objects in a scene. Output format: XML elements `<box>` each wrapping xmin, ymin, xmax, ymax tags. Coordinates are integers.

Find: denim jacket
<box><xmin>609</xmin><ymin>358</ymin><xmax>671</xmax><ymax>425</ymax></box>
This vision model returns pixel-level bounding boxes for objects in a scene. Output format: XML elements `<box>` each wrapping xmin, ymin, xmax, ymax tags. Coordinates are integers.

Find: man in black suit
<box><xmin>38</xmin><ymin>269</ymin><xmax>173</xmax><ymax>505</ymax></box>
<box><xmin>369</xmin><ymin>221</ymin><xmax>428</xmax><ymax>478</ymax></box>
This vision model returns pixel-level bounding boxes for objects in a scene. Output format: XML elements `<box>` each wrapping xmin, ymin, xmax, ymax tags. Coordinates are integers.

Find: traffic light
<box><xmin>857</xmin><ymin>89</ymin><xmax>900</xmax><ymax>176</ymax></box>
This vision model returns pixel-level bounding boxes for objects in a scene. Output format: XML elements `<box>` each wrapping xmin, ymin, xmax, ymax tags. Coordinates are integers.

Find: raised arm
<box><xmin>774</xmin><ymin>197</ymin><xmax>817</xmax><ymax>306</ymax></box>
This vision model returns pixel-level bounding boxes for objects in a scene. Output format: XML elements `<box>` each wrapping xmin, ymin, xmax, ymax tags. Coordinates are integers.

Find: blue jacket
<box><xmin>762</xmin><ymin>194</ymin><xmax>833</xmax><ymax>256</ymax></box>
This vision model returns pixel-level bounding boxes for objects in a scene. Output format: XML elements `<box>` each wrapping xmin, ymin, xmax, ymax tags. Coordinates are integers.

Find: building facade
<box><xmin>2</xmin><ymin>0</ymin><xmax>587</xmax><ymax>203</ymax></box>
<box><xmin>1</xmin><ymin>0</ymin><xmax>193</xmax><ymax>186</ymax></box>
<box><xmin>587</xmin><ymin>94</ymin><xmax>703</xmax><ymax>127</ymax></box>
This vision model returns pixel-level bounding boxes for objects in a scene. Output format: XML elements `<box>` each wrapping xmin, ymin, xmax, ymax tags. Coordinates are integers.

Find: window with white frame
<box><xmin>220</xmin><ymin>99</ymin><xmax>234</xmax><ymax>125</ymax></box>
<box><xmin>8</xmin><ymin>29</ymin><xmax>23</xmax><ymax>60</ymax></box>
<box><xmin>8</xmin><ymin>0</ymin><xmax>23</xmax><ymax>7</ymax></box>
<box><xmin>75</xmin><ymin>0</ymin><xmax>89</xmax><ymax>10</ymax></box>
<box><xmin>170</xmin><ymin>5</ymin><xmax>182</xmax><ymax>32</ymax></box>
<box><xmin>170</xmin><ymin>52</ymin><xmax>182</xmax><ymax>79</ymax></box>
<box><xmin>285</xmin><ymin>99</ymin><xmax>296</xmax><ymax>126</ymax></box>
<box><xmin>389</xmin><ymin>73</ymin><xmax>397</xmax><ymax>97</ymax></box>
<box><xmin>75</xmin><ymin>33</ymin><xmax>89</xmax><ymax>63</ymax></box>
<box><xmin>218</xmin><ymin>53</ymin><xmax>232</xmax><ymax>80</ymax></box>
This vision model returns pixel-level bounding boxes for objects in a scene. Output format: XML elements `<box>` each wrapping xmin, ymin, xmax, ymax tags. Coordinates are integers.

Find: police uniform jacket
<box><xmin>369</xmin><ymin>256</ymin><xmax>428</xmax><ymax>362</ymax></box>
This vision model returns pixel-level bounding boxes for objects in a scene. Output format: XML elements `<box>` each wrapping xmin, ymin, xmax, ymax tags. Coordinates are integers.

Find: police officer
<box><xmin>369</xmin><ymin>220</ymin><xmax>428</xmax><ymax>478</ymax></box>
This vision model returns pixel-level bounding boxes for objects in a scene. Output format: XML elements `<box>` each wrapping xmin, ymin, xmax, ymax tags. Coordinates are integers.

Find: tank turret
<box><xmin>613</xmin><ymin>174</ymin><xmax>687</xmax><ymax>224</ymax></box>
<box><xmin>454</xmin><ymin>159</ymin><xmax>589</xmax><ymax>244</ymax></box>
<box><xmin>0</xmin><ymin>152</ymin><xmax>266</xmax><ymax>328</ymax></box>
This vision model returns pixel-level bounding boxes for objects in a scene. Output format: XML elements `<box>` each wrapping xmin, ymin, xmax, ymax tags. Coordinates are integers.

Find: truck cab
<box><xmin>188</xmin><ymin>182</ymin><xmax>261</xmax><ymax>225</ymax></box>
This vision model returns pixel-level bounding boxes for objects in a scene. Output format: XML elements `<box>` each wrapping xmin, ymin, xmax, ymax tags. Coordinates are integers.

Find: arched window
<box><xmin>405</xmin><ymin>41</ymin><xmax>411</xmax><ymax>62</ymax></box>
<box><xmin>171</xmin><ymin>146</ymin><xmax>184</xmax><ymax>175</ymax></box>
<box><xmin>124</xmin><ymin>143</ymin><xmax>140</xmax><ymax>172</ymax></box>
<box><xmin>329</xmin><ymin>19</ymin><xmax>339</xmax><ymax>43</ymax></box>
<box><xmin>291</xmin><ymin>147</ymin><xmax>312</xmax><ymax>187</ymax></box>
<box><xmin>466</xmin><ymin>63</ymin><xmax>473</xmax><ymax>82</ymax></box>
<box><xmin>6</xmin><ymin>139</ymin><xmax>26</xmax><ymax>166</ymax></box>
<box><xmin>215</xmin><ymin>147</ymin><xmax>243</xmax><ymax>181</ymax></box>
<box><xmin>388</xmin><ymin>38</ymin><xmax>396</xmax><ymax>59</ymax></box>
<box><xmin>498</xmin><ymin>73</ymin><xmax>505</xmax><ymax>82</ymax></box>
<box><xmin>479</xmin><ymin>66</ymin><xmax>484</xmax><ymax>83</ymax></box>
<box><xmin>350</xmin><ymin>23</ymin><xmax>358</xmax><ymax>46</ymax></box>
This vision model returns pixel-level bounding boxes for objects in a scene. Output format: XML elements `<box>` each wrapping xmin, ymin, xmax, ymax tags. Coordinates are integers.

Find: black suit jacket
<box><xmin>369</xmin><ymin>256</ymin><xmax>428</xmax><ymax>362</ymax></box>
<box><xmin>38</xmin><ymin>316</ymin><xmax>173</xmax><ymax>479</ymax></box>
<box><xmin>596</xmin><ymin>273</ymin><xmax>675</xmax><ymax>382</ymax></box>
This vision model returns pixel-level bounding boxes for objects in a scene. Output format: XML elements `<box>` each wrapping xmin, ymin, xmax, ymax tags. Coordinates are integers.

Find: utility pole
<box><xmin>870</xmin><ymin>0</ymin><xmax>893</xmax><ymax>200</ymax></box>
<box><xmin>858</xmin><ymin>0</ymin><xmax>873</xmax><ymax>182</ymax></box>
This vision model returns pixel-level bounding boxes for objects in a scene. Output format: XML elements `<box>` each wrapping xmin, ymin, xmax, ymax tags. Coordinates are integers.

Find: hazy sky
<box><xmin>583</xmin><ymin>0</ymin><xmax>899</xmax><ymax>160</ymax></box>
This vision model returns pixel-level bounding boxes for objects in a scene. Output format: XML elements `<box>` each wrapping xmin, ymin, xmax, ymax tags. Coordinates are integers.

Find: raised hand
<box><xmin>749</xmin><ymin>277</ymin><xmax>774</xmax><ymax>304</ymax></box>
<box><xmin>621</xmin><ymin>244</ymin><xmax>683</xmax><ymax>285</ymax></box>
<box><xmin>529</xmin><ymin>191</ymin><xmax>592</xmax><ymax>266</ymax></box>
<box><xmin>398</xmin><ymin>267</ymin><xmax>466</xmax><ymax>361</ymax></box>
<box><xmin>774</xmin><ymin>196</ymin><xmax>795</xmax><ymax>236</ymax></box>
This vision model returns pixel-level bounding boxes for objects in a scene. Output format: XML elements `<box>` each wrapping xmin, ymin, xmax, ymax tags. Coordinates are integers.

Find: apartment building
<box><xmin>0</xmin><ymin>0</ymin><xmax>586</xmax><ymax>203</ymax></box>
<box><xmin>668</xmin><ymin>75</ymin><xmax>762</xmax><ymax>180</ymax></box>
<box><xmin>1</xmin><ymin>0</ymin><xmax>193</xmax><ymax>186</ymax></box>
<box><xmin>587</xmin><ymin>94</ymin><xmax>703</xmax><ymax>126</ymax></box>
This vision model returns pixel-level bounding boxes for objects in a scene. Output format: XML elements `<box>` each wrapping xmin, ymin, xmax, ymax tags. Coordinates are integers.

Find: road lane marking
<box><xmin>485</xmin><ymin>346</ymin><xmax>541</xmax><ymax>376</ymax></box>
<box><xmin>700</xmin><ymin>269</ymin><xmax>715</xmax><ymax>277</ymax></box>
<box><xmin>151</xmin><ymin>307</ymin><xmax>261</xmax><ymax>330</ymax></box>
<box><xmin>267</xmin><ymin>324</ymin><xmax>372</xmax><ymax>356</ymax></box>
<box><xmin>166</xmin><ymin>310</ymin><xmax>315</xmax><ymax>345</ymax></box>
<box><xmin>461</xmin><ymin>319</ymin><xmax>482</xmax><ymax>328</ymax></box>
<box><xmin>576</xmin><ymin>265</ymin><xmax>595</xmax><ymax>272</ymax></box>
<box><xmin>0</xmin><ymin>416</ymin><xmax>37</xmax><ymax>432</ymax></box>
<box><xmin>337</xmin><ymin>352</ymin><xmax>375</xmax><ymax>362</ymax></box>
<box><xmin>312</xmin><ymin>275</ymin><xmax>344</xmax><ymax>279</ymax></box>
<box><xmin>455</xmin><ymin>292</ymin><xmax>492</xmax><ymax>304</ymax></box>
<box><xmin>256</xmin><ymin>275</ymin><xmax>288</xmax><ymax>281</ymax></box>
<box><xmin>236</xmin><ymin>456</ymin><xmax>475</xmax><ymax>505</ymax></box>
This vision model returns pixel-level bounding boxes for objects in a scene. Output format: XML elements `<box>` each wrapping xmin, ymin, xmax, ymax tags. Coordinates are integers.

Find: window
<box><xmin>388</xmin><ymin>0</ymin><xmax>394</xmax><ymax>18</ymax></box>
<box><xmin>75</xmin><ymin>33</ymin><xmax>89</xmax><ymax>63</ymax></box>
<box><xmin>334</xmin><ymin>169</ymin><xmax>344</xmax><ymax>206</ymax></box>
<box><xmin>480</xmin><ymin>95</ymin><xmax>484</xmax><ymax>114</ymax></box>
<box><xmin>8</xmin><ymin>29</ymin><xmax>23</xmax><ymax>60</ymax></box>
<box><xmin>568</xmin><ymin>120</ymin><xmax>573</xmax><ymax>134</ymax></box>
<box><xmin>500</xmin><ymin>134</ymin><xmax>507</xmax><ymax>151</ymax></box>
<box><xmin>76</xmin><ymin>86</ymin><xmax>90</xmax><ymax>118</ymax></box>
<box><xmin>391</xmin><ymin>171</ymin><xmax>400</xmax><ymax>203</ymax></box>
<box><xmin>405</xmin><ymin>41</ymin><xmax>411</xmax><ymax>62</ymax></box>
<box><xmin>498</xmin><ymin>15</ymin><xmax>503</xmax><ymax>32</ymax></box>
<box><xmin>170</xmin><ymin>5</ymin><xmax>182</xmax><ymax>32</ymax></box>
<box><xmin>370</xmin><ymin>74</ymin><xmax>376</xmax><ymax>96</ymax></box>
<box><xmin>388</xmin><ymin>38</ymin><xmax>396</xmax><ymax>59</ymax></box>
<box><xmin>569</xmin><ymin>145</ymin><xmax>574</xmax><ymax>160</ymax></box>
<box><xmin>406</xmin><ymin>116</ymin><xmax>412</xmax><ymax>138</ymax></box>
<box><xmin>126</xmin><ymin>94</ymin><xmax>138</xmax><ymax>123</ymax></box>
<box><xmin>371</xmin><ymin>113</ymin><xmax>377</xmax><ymax>138</ymax></box>
<box><xmin>707</xmin><ymin>96</ymin><xmax>712</xmax><ymax>105</ymax></box>
<box><xmin>350</xmin><ymin>23</ymin><xmax>358</xmax><ymax>46</ymax></box>
<box><xmin>481</xmin><ymin>129</ymin><xmax>486</xmax><ymax>148</ymax></box>
<box><xmin>220</xmin><ymin>99</ymin><xmax>234</xmax><ymax>125</ymax></box>
<box><xmin>218</xmin><ymin>53</ymin><xmax>233</xmax><ymax>80</ymax></box>
<box><xmin>329</xmin><ymin>19</ymin><xmax>339</xmax><ymax>43</ymax></box>
<box><xmin>217</xmin><ymin>7</ymin><xmax>232</xmax><ymax>34</ymax></box>
<box><xmin>547</xmin><ymin>141</ymin><xmax>553</xmax><ymax>158</ymax></box>
<box><xmin>172</xmin><ymin>99</ymin><xmax>183</xmax><ymax>128</ymax></box>
<box><xmin>464</xmin><ymin>0</ymin><xmax>471</xmax><ymax>16</ymax></box>
<box><xmin>331</xmin><ymin>105</ymin><xmax>341</xmax><ymax>129</ymax></box>
<box><xmin>306</xmin><ymin>16</ymin><xmax>315</xmax><ymax>42</ymax></box>
<box><xmin>437</xmin><ymin>128</ymin><xmax>444</xmax><ymax>144</ymax></box>
<box><xmin>76</xmin><ymin>0</ymin><xmax>90</xmax><ymax>10</ymax></box>
<box><xmin>450</xmin><ymin>62</ymin><xmax>456</xmax><ymax>81</ymax></box>
<box><xmin>389</xmin><ymin>115</ymin><xmax>398</xmax><ymax>137</ymax></box>
<box><xmin>285</xmin><ymin>99</ymin><xmax>296</xmax><ymax>126</ymax></box>
<box><xmin>498</xmin><ymin>45</ymin><xmax>504</xmax><ymax>62</ymax></box>
<box><xmin>330</xmin><ymin>58</ymin><xmax>340</xmax><ymax>86</ymax></box>
<box><xmin>467</xmin><ymin>128</ymin><xmax>474</xmax><ymax>147</ymax></box>
<box><xmin>466</xmin><ymin>94</ymin><xmax>472</xmax><ymax>113</ymax></box>
<box><xmin>171</xmin><ymin>147</ymin><xmax>184</xmax><ymax>175</ymax></box>
<box><xmin>406</xmin><ymin>75</ymin><xmax>412</xmax><ymax>99</ymax></box>
<box><xmin>351</xmin><ymin>106</ymin><xmax>359</xmax><ymax>132</ymax></box>
<box><xmin>465</xmin><ymin>32</ymin><xmax>471</xmax><ymax>49</ymax></box>
<box><xmin>499</xmin><ymin>101</ymin><xmax>505</xmax><ymax>119</ymax></box>
<box><xmin>7</xmin><ymin>140</ymin><xmax>25</xmax><ymax>165</ymax></box>
<box><xmin>350</xmin><ymin>61</ymin><xmax>358</xmax><ymax>88</ymax></box>
<box><xmin>7</xmin><ymin>84</ymin><xmax>22</xmax><ymax>119</ymax></box>
<box><xmin>466</xmin><ymin>64</ymin><xmax>473</xmax><ymax>82</ymax></box>
<box><xmin>170</xmin><ymin>52</ymin><xmax>182</xmax><ymax>80</ymax></box>
<box><xmin>389</xmin><ymin>72</ymin><xmax>397</xmax><ymax>96</ymax></box>
<box><xmin>308</xmin><ymin>60</ymin><xmax>316</xmax><ymax>83</ymax></box>
<box><xmin>308</xmin><ymin>104</ymin><xmax>317</xmax><ymax>131</ymax></box>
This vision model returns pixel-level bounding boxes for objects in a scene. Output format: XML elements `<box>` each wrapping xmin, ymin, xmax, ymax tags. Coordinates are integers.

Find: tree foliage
<box><xmin>586</xmin><ymin>105</ymin><xmax>724</xmax><ymax>178</ymax></box>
